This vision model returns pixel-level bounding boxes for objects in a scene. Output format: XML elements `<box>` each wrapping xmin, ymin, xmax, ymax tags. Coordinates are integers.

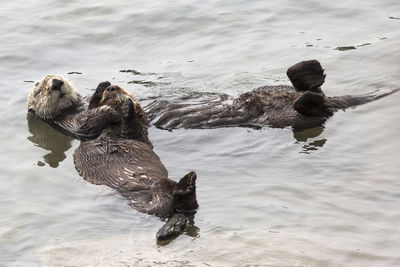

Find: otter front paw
<box><xmin>89</xmin><ymin>81</ymin><xmax>111</xmax><ymax>109</ymax></box>
<box><xmin>95</xmin><ymin>81</ymin><xmax>111</xmax><ymax>95</ymax></box>
<box><xmin>121</xmin><ymin>98</ymin><xmax>136</xmax><ymax>119</ymax></box>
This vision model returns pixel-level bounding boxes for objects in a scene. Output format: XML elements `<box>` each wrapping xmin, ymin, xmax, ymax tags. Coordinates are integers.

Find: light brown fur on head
<box><xmin>27</xmin><ymin>75</ymin><xmax>80</xmax><ymax>120</ymax></box>
<box><xmin>99</xmin><ymin>85</ymin><xmax>147</xmax><ymax>125</ymax></box>
<box><xmin>100</xmin><ymin>85</ymin><xmax>137</xmax><ymax>108</ymax></box>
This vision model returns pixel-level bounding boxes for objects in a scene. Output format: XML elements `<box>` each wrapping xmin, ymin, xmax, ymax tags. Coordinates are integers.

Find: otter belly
<box><xmin>73</xmin><ymin>136</ymin><xmax>168</xmax><ymax>210</ymax></box>
<box><xmin>144</xmin><ymin>86</ymin><xmax>320</xmax><ymax>130</ymax></box>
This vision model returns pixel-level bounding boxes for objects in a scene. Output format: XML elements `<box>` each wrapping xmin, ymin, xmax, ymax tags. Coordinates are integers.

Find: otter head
<box><xmin>99</xmin><ymin>85</ymin><xmax>138</xmax><ymax>109</ymax></box>
<box><xmin>27</xmin><ymin>75</ymin><xmax>80</xmax><ymax>120</ymax></box>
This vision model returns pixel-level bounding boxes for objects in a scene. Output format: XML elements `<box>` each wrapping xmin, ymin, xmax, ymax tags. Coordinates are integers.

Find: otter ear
<box><xmin>287</xmin><ymin>60</ymin><xmax>326</xmax><ymax>92</ymax></box>
<box><xmin>294</xmin><ymin>91</ymin><xmax>331</xmax><ymax>117</ymax></box>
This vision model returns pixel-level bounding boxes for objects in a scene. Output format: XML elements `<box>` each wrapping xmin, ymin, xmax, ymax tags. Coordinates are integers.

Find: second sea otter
<box><xmin>145</xmin><ymin>60</ymin><xmax>399</xmax><ymax>130</ymax></box>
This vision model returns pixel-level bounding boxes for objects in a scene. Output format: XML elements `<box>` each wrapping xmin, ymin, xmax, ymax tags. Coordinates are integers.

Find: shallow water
<box><xmin>1</xmin><ymin>0</ymin><xmax>400</xmax><ymax>266</ymax></box>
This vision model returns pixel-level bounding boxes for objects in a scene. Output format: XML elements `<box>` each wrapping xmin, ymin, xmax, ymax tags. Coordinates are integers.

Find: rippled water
<box><xmin>1</xmin><ymin>0</ymin><xmax>400</xmax><ymax>266</ymax></box>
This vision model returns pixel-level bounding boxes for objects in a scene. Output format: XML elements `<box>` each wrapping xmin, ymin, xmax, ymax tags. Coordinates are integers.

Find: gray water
<box><xmin>1</xmin><ymin>0</ymin><xmax>400</xmax><ymax>266</ymax></box>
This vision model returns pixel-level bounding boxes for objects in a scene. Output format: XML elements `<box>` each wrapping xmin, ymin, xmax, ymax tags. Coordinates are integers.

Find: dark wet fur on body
<box><xmin>27</xmin><ymin>78</ymin><xmax>198</xmax><ymax>241</ymax></box>
<box><xmin>27</xmin><ymin>60</ymin><xmax>397</xmax><ymax>241</ymax></box>
<box><xmin>74</xmin><ymin>93</ymin><xmax>198</xmax><ymax>241</ymax></box>
<box><xmin>145</xmin><ymin>60</ymin><xmax>399</xmax><ymax>131</ymax></box>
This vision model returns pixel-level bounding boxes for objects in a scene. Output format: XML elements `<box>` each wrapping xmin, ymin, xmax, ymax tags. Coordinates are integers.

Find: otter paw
<box><xmin>95</xmin><ymin>81</ymin><xmax>111</xmax><ymax>95</ymax></box>
<box><xmin>121</xmin><ymin>98</ymin><xmax>135</xmax><ymax>119</ymax></box>
<box><xmin>293</xmin><ymin>91</ymin><xmax>331</xmax><ymax>117</ymax></box>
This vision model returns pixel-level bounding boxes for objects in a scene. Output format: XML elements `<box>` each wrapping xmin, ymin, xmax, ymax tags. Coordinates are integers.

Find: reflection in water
<box><xmin>292</xmin><ymin>125</ymin><xmax>327</xmax><ymax>153</ymax></box>
<box><xmin>185</xmin><ymin>214</ymin><xmax>200</xmax><ymax>238</ymax></box>
<box><xmin>26</xmin><ymin>115</ymin><xmax>74</xmax><ymax>168</ymax></box>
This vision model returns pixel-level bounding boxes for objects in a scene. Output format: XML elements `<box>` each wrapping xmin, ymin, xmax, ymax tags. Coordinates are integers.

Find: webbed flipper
<box><xmin>293</xmin><ymin>91</ymin><xmax>332</xmax><ymax>117</ymax></box>
<box><xmin>287</xmin><ymin>60</ymin><xmax>326</xmax><ymax>92</ymax></box>
<box><xmin>144</xmin><ymin>178</ymin><xmax>176</xmax><ymax>218</ymax></box>
<box><xmin>173</xmin><ymin>171</ymin><xmax>199</xmax><ymax>212</ymax></box>
<box><xmin>156</xmin><ymin>213</ymin><xmax>188</xmax><ymax>242</ymax></box>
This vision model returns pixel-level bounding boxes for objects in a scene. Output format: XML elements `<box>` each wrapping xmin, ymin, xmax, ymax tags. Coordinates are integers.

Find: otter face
<box><xmin>27</xmin><ymin>75</ymin><xmax>80</xmax><ymax>120</ymax></box>
<box><xmin>99</xmin><ymin>85</ymin><xmax>137</xmax><ymax>108</ymax></box>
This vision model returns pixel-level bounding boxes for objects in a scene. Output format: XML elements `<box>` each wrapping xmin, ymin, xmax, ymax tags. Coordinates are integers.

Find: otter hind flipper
<box><xmin>156</xmin><ymin>213</ymin><xmax>188</xmax><ymax>242</ymax></box>
<box><xmin>173</xmin><ymin>171</ymin><xmax>199</xmax><ymax>212</ymax></box>
<box><xmin>145</xmin><ymin>178</ymin><xmax>176</xmax><ymax>218</ymax></box>
<box><xmin>287</xmin><ymin>60</ymin><xmax>326</xmax><ymax>92</ymax></box>
<box><xmin>293</xmin><ymin>91</ymin><xmax>332</xmax><ymax>117</ymax></box>
<box><xmin>174</xmin><ymin>171</ymin><xmax>196</xmax><ymax>196</ymax></box>
<box><xmin>144</xmin><ymin>172</ymin><xmax>199</xmax><ymax>218</ymax></box>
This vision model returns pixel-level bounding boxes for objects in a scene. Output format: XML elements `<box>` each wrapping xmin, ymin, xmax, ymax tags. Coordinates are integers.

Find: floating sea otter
<box><xmin>27</xmin><ymin>79</ymin><xmax>198</xmax><ymax>241</ymax></box>
<box><xmin>145</xmin><ymin>60</ymin><xmax>399</xmax><ymax>130</ymax></box>
<box><xmin>27</xmin><ymin>76</ymin><xmax>150</xmax><ymax>143</ymax></box>
<box><xmin>74</xmin><ymin>90</ymin><xmax>198</xmax><ymax>241</ymax></box>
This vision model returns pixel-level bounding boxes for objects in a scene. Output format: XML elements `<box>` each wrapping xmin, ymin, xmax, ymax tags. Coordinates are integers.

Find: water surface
<box><xmin>1</xmin><ymin>0</ymin><xmax>400</xmax><ymax>266</ymax></box>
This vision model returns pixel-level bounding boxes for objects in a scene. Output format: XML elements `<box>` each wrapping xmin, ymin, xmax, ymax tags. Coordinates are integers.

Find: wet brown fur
<box><xmin>145</xmin><ymin>60</ymin><xmax>399</xmax><ymax>131</ymax></box>
<box><xmin>27</xmin><ymin>79</ymin><xmax>199</xmax><ymax>240</ymax></box>
<box><xmin>73</xmin><ymin>97</ymin><xmax>199</xmax><ymax>240</ymax></box>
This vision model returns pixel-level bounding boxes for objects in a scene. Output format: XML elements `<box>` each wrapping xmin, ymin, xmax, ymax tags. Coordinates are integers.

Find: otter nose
<box><xmin>51</xmin><ymin>79</ymin><xmax>64</xmax><ymax>91</ymax></box>
<box><xmin>106</xmin><ymin>85</ymin><xmax>117</xmax><ymax>92</ymax></box>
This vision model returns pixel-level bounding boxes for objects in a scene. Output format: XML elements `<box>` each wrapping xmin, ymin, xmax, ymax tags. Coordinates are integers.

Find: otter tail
<box><xmin>327</xmin><ymin>88</ymin><xmax>400</xmax><ymax>109</ymax></box>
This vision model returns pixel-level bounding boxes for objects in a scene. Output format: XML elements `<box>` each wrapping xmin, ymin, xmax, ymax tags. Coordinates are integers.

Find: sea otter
<box><xmin>27</xmin><ymin>79</ymin><xmax>198</xmax><ymax>241</ymax></box>
<box><xmin>74</xmin><ymin>92</ymin><xmax>199</xmax><ymax>241</ymax></box>
<box><xmin>145</xmin><ymin>60</ymin><xmax>399</xmax><ymax>130</ymax></box>
<box><xmin>27</xmin><ymin>76</ymin><xmax>150</xmax><ymax>144</ymax></box>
